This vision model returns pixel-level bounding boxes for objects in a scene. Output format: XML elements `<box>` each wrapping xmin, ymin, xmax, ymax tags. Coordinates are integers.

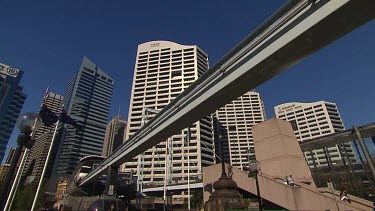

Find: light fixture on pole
<box><xmin>0</xmin><ymin>112</ymin><xmax>42</xmax><ymax>211</ymax></box>
<box><xmin>218</xmin><ymin>133</ymin><xmax>227</xmax><ymax>179</ymax></box>
<box><xmin>248</xmin><ymin>160</ymin><xmax>262</xmax><ymax>211</ymax></box>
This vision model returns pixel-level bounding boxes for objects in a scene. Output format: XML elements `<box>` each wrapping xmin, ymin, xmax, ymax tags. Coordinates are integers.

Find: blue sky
<box><xmin>1</xmin><ymin>1</ymin><xmax>374</xmax><ymax>159</ymax></box>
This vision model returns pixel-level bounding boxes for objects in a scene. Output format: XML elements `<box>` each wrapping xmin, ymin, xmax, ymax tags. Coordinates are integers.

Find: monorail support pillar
<box><xmin>104</xmin><ymin>165</ymin><xmax>118</xmax><ymax>197</ymax></box>
<box><xmin>354</xmin><ymin>126</ymin><xmax>375</xmax><ymax>181</ymax></box>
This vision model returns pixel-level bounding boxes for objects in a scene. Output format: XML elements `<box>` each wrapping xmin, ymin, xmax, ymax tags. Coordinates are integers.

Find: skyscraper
<box><xmin>4</xmin><ymin>147</ymin><xmax>16</xmax><ymax>165</ymax></box>
<box><xmin>123</xmin><ymin>41</ymin><xmax>215</xmax><ymax>184</ymax></box>
<box><xmin>212</xmin><ymin>91</ymin><xmax>266</xmax><ymax>170</ymax></box>
<box><xmin>102</xmin><ymin>116</ymin><xmax>126</xmax><ymax>157</ymax></box>
<box><xmin>23</xmin><ymin>91</ymin><xmax>63</xmax><ymax>184</ymax></box>
<box><xmin>0</xmin><ymin>62</ymin><xmax>26</xmax><ymax>162</ymax></box>
<box><xmin>53</xmin><ymin>57</ymin><xmax>114</xmax><ymax>176</ymax></box>
<box><xmin>274</xmin><ymin>101</ymin><xmax>356</xmax><ymax>167</ymax></box>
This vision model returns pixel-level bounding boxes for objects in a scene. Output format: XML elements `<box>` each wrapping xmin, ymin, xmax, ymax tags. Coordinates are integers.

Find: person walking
<box><xmin>340</xmin><ymin>189</ymin><xmax>351</xmax><ymax>203</ymax></box>
<box><xmin>283</xmin><ymin>176</ymin><xmax>288</xmax><ymax>185</ymax></box>
<box><xmin>287</xmin><ymin>175</ymin><xmax>295</xmax><ymax>187</ymax></box>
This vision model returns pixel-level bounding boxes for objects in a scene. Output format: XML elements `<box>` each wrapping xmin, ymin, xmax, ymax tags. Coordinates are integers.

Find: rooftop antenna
<box><xmin>117</xmin><ymin>105</ymin><xmax>121</xmax><ymax>118</ymax></box>
<box><xmin>42</xmin><ymin>86</ymin><xmax>50</xmax><ymax>105</ymax></box>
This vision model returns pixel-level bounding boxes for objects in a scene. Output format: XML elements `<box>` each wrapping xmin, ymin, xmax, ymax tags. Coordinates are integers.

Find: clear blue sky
<box><xmin>1</xmin><ymin>1</ymin><xmax>374</xmax><ymax>160</ymax></box>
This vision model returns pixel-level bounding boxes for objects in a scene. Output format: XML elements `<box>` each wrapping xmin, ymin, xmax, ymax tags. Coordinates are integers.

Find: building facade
<box><xmin>274</xmin><ymin>101</ymin><xmax>356</xmax><ymax>167</ymax></box>
<box><xmin>4</xmin><ymin>147</ymin><xmax>16</xmax><ymax>165</ymax></box>
<box><xmin>1</xmin><ymin>146</ymin><xmax>25</xmax><ymax>182</ymax></box>
<box><xmin>0</xmin><ymin>164</ymin><xmax>10</xmax><ymax>182</ymax></box>
<box><xmin>23</xmin><ymin>91</ymin><xmax>63</xmax><ymax>184</ymax></box>
<box><xmin>0</xmin><ymin>63</ymin><xmax>26</xmax><ymax>162</ymax></box>
<box><xmin>52</xmin><ymin>57</ymin><xmax>114</xmax><ymax>176</ymax></box>
<box><xmin>102</xmin><ymin>116</ymin><xmax>127</xmax><ymax>157</ymax></box>
<box><xmin>123</xmin><ymin>41</ymin><xmax>215</xmax><ymax>185</ymax></box>
<box><xmin>213</xmin><ymin>91</ymin><xmax>266</xmax><ymax>170</ymax></box>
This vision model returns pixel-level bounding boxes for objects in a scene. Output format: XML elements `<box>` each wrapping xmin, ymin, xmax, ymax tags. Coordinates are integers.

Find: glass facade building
<box><xmin>0</xmin><ymin>63</ymin><xmax>26</xmax><ymax>162</ymax></box>
<box><xmin>52</xmin><ymin>57</ymin><xmax>114</xmax><ymax>176</ymax></box>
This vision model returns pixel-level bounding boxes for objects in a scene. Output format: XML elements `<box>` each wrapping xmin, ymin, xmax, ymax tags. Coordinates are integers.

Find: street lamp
<box><xmin>0</xmin><ymin>112</ymin><xmax>42</xmax><ymax>210</ymax></box>
<box><xmin>166</xmin><ymin>190</ymin><xmax>173</xmax><ymax>211</ymax></box>
<box><xmin>218</xmin><ymin>133</ymin><xmax>227</xmax><ymax>178</ymax></box>
<box><xmin>248</xmin><ymin>160</ymin><xmax>263</xmax><ymax>211</ymax></box>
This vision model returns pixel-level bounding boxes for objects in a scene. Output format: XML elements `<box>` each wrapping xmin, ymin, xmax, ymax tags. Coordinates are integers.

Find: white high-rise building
<box><xmin>213</xmin><ymin>91</ymin><xmax>266</xmax><ymax>170</ymax></box>
<box><xmin>123</xmin><ymin>41</ymin><xmax>215</xmax><ymax>185</ymax></box>
<box><xmin>274</xmin><ymin>101</ymin><xmax>356</xmax><ymax>167</ymax></box>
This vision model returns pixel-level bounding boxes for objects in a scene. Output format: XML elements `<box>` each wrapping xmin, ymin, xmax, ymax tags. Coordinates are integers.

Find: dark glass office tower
<box><xmin>0</xmin><ymin>63</ymin><xmax>26</xmax><ymax>162</ymax></box>
<box><xmin>53</xmin><ymin>57</ymin><xmax>114</xmax><ymax>176</ymax></box>
<box><xmin>23</xmin><ymin>91</ymin><xmax>63</xmax><ymax>184</ymax></box>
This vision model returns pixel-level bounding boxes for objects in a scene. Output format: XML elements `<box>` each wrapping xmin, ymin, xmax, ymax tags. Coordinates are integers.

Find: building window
<box><xmin>290</xmin><ymin>120</ymin><xmax>298</xmax><ymax>131</ymax></box>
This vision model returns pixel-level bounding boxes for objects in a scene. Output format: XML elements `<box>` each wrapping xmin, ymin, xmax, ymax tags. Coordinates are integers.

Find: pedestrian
<box><xmin>340</xmin><ymin>189</ymin><xmax>351</xmax><ymax>203</ymax></box>
<box><xmin>287</xmin><ymin>175</ymin><xmax>295</xmax><ymax>187</ymax></box>
<box><xmin>327</xmin><ymin>177</ymin><xmax>334</xmax><ymax>193</ymax></box>
<box><xmin>283</xmin><ymin>176</ymin><xmax>288</xmax><ymax>185</ymax></box>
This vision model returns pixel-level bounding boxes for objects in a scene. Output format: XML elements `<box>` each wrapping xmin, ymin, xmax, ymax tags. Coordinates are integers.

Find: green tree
<box><xmin>190</xmin><ymin>190</ymin><xmax>203</xmax><ymax>210</ymax></box>
<box><xmin>13</xmin><ymin>182</ymin><xmax>37</xmax><ymax>210</ymax></box>
<box><xmin>12</xmin><ymin>180</ymin><xmax>54</xmax><ymax>210</ymax></box>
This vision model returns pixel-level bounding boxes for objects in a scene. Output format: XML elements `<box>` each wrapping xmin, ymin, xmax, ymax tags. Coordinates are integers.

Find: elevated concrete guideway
<box><xmin>300</xmin><ymin>122</ymin><xmax>375</xmax><ymax>150</ymax></box>
<box><xmin>79</xmin><ymin>0</ymin><xmax>375</xmax><ymax>186</ymax></box>
<box><xmin>300</xmin><ymin>122</ymin><xmax>375</xmax><ymax>179</ymax></box>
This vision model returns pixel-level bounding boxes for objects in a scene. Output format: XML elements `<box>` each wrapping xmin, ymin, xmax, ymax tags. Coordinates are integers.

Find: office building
<box><xmin>1</xmin><ymin>146</ymin><xmax>25</xmax><ymax>182</ymax></box>
<box><xmin>23</xmin><ymin>91</ymin><xmax>63</xmax><ymax>183</ymax></box>
<box><xmin>0</xmin><ymin>63</ymin><xmax>26</xmax><ymax>162</ymax></box>
<box><xmin>102</xmin><ymin>116</ymin><xmax>127</xmax><ymax>157</ymax></box>
<box><xmin>4</xmin><ymin>147</ymin><xmax>17</xmax><ymax>165</ymax></box>
<box><xmin>274</xmin><ymin>101</ymin><xmax>356</xmax><ymax>167</ymax></box>
<box><xmin>123</xmin><ymin>41</ymin><xmax>215</xmax><ymax>184</ymax></box>
<box><xmin>0</xmin><ymin>164</ymin><xmax>10</xmax><ymax>182</ymax></box>
<box><xmin>212</xmin><ymin>91</ymin><xmax>266</xmax><ymax>170</ymax></box>
<box><xmin>53</xmin><ymin>57</ymin><xmax>114</xmax><ymax>176</ymax></box>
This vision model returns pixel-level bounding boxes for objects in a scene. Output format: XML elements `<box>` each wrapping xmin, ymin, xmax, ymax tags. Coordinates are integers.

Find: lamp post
<box><xmin>166</xmin><ymin>190</ymin><xmax>173</xmax><ymax>211</ymax></box>
<box><xmin>218</xmin><ymin>133</ymin><xmax>227</xmax><ymax>178</ymax></box>
<box><xmin>249</xmin><ymin>160</ymin><xmax>262</xmax><ymax>211</ymax></box>
<box><xmin>0</xmin><ymin>112</ymin><xmax>42</xmax><ymax>210</ymax></box>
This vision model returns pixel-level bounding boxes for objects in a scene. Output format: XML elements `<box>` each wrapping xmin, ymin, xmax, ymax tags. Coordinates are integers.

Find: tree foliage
<box><xmin>190</xmin><ymin>189</ymin><xmax>203</xmax><ymax>210</ymax></box>
<box><xmin>12</xmin><ymin>180</ymin><xmax>55</xmax><ymax>210</ymax></box>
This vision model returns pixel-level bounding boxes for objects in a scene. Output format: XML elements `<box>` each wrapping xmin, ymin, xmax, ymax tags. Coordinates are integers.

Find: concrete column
<box><xmin>252</xmin><ymin>118</ymin><xmax>315</xmax><ymax>186</ymax></box>
<box><xmin>104</xmin><ymin>165</ymin><xmax>118</xmax><ymax>197</ymax></box>
<box><xmin>354</xmin><ymin>126</ymin><xmax>375</xmax><ymax>182</ymax></box>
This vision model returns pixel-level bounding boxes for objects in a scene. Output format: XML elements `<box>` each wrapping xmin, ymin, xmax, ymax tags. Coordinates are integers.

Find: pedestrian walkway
<box><xmin>203</xmin><ymin>164</ymin><xmax>375</xmax><ymax>210</ymax></box>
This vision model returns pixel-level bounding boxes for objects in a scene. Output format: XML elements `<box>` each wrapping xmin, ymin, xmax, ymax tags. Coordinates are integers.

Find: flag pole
<box><xmin>31</xmin><ymin>119</ymin><xmax>60</xmax><ymax>210</ymax></box>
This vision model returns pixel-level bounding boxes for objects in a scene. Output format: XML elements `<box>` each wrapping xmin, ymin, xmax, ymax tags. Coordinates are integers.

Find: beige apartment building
<box><xmin>123</xmin><ymin>41</ymin><xmax>215</xmax><ymax>185</ymax></box>
<box><xmin>274</xmin><ymin>101</ymin><xmax>356</xmax><ymax>167</ymax></box>
<box><xmin>212</xmin><ymin>91</ymin><xmax>266</xmax><ymax>170</ymax></box>
<box><xmin>102</xmin><ymin>116</ymin><xmax>127</xmax><ymax>157</ymax></box>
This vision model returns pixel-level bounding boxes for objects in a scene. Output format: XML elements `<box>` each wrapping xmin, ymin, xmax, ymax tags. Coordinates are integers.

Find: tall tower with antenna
<box><xmin>23</xmin><ymin>88</ymin><xmax>63</xmax><ymax>184</ymax></box>
<box><xmin>102</xmin><ymin>116</ymin><xmax>127</xmax><ymax>157</ymax></box>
